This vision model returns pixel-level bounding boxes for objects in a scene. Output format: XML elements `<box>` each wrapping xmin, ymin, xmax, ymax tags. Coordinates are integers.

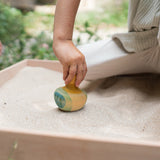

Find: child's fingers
<box><xmin>63</xmin><ymin>65</ymin><xmax>69</xmax><ymax>80</ymax></box>
<box><xmin>75</xmin><ymin>63</ymin><xmax>84</xmax><ymax>87</ymax></box>
<box><xmin>65</xmin><ymin>64</ymin><xmax>77</xmax><ymax>85</ymax></box>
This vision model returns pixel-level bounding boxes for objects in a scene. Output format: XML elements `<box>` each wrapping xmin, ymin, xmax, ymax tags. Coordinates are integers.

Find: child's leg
<box><xmin>78</xmin><ymin>39</ymin><xmax>156</xmax><ymax>80</ymax></box>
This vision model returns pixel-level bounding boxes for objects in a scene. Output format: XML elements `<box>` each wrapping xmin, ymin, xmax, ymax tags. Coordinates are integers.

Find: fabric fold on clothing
<box><xmin>112</xmin><ymin>0</ymin><xmax>160</xmax><ymax>53</ymax></box>
<box><xmin>113</xmin><ymin>28</ymin><xmax>158</xmax><ymax>53</ymax></box>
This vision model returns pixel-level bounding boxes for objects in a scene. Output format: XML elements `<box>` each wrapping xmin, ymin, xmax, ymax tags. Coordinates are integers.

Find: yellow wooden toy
<box><xmin>54</xmin><ymin>76</ymin><xmax>87</xmax><ymax>112</ymax></box>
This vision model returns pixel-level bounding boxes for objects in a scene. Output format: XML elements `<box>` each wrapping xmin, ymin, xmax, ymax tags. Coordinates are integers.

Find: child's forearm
<box><xmin>53</xmin><ymin>0</ymin><xmax>81</xmax><ymax>42</ymax></box>
<box><xmin>52</xmin><ymin>0</ymin><xmax>87</xmax><ymax>87</ymax></box>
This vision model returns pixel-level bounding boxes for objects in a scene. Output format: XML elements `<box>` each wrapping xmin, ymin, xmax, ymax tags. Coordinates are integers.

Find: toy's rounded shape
<box><xmin>54</xmin><ymin>85</ymin><xmax>87</xmax><ymax>112</ymax></box>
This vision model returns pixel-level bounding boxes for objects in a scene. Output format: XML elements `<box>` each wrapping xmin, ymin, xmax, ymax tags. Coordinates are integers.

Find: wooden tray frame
<box><xmin>0</xmin><ymin>59</ymin><xmax>160</xmax><ymax>160</ymax></box>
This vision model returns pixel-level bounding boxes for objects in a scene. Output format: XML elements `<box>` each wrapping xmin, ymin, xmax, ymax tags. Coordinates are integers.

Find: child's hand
<box><xmin>0</xmin><ymin>41</ymin><xmax>2</xmax><ymax>55</ymax></box>
<box><xmin>53</xmin><ymin>40</ymin><xmax>87</xmax><ymax>87</ymax></box>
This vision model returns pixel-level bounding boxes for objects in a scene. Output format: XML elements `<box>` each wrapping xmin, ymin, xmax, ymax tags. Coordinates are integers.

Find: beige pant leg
<box><xmin>78</xmin><ymin>39</ymin><xmax>160</xmax><ymax>80</ymax></box>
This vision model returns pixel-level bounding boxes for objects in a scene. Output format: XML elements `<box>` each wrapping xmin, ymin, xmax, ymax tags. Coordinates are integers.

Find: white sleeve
<box><xmin>78</xmin><ymin>39</ymin><xmax>156</xmax><ymax>81</ymax></box>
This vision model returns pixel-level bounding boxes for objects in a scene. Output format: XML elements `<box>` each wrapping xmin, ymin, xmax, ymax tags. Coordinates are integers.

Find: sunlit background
<box><xmin>0</xmin><ymin>0</ymin><xmax>128</xmax><ymax>70</ymax></box>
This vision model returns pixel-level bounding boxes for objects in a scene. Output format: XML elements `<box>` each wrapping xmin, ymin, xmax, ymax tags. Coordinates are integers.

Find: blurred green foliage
<box><xmin>0</xmin><ymin>32</ymin><xmax>57</xmax><ymax>70</ymax></box>
<box><xmin>75</xmin><ymin>21</ymin><xmax>101</xmax><ymax>45</ymax></box>
<box><xmin>23</xmin><ymin>11</ymin><xmax>54</xmax><ymax>34</ymax></box>
<box><xmin>0</xmin><ymin>2</ymin><xmax>25</xmax><ymax>45</ymax></box>
<box><xmin>0</xmin><ymin>2</ymin><xmax>56</xmax><ymax>70</ymax></box>
<box><xmin>29</xmin><ymin>32</ymin><xmax>56</xmax><ymax>60</ymax></box>
<box><xmin>76</xmin><ymin>0</ymin><xmax>128</xmax><ymax>27</ymax></box>
<box><xmin>0</xmin><ymin>1</ymin><xmax>128</xmax><ymax>70</ymax></box>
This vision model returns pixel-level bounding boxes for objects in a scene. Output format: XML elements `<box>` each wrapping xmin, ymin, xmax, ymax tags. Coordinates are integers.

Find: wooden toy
<box><xmin>54</xmin><ymin>76</ymin><xmax>87</xmax><ymax>111</ymax></box>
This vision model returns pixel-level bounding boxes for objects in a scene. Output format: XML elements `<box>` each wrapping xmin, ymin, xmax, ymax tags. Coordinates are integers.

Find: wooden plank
<box><xmin>27</xmin><ymin>59</ymin><xmax>63</xmax><ymax>72</ymax></box>
<box><xmin>0</xmin><ymin>59</ymin><xmax>62</xmax><ymax>87</ymax></box>
<box><xmin>0</xmin><ymin>128</ymin><xmax>160</xmax><ymax>160</ymax></box>
<box><xmin>0</xmin><ymin>60</ymin><xmax>27</xmax><ymax>86</ymax></box>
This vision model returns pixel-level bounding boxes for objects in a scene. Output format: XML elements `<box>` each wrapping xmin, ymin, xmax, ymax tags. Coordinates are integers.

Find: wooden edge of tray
<box><xmin>0</xmin><ymin>59</ymin><xmax>62</xmax><ymax>86</ymax></box>
<box><xmin>0</xmin><ymin>127</ymin><xmax>160</xmax><ymax>160</ymax></box>
<box><xmin>27</xmin><ymin>59</ymin><xmax>62</xmax><ymax>72</ymax></box>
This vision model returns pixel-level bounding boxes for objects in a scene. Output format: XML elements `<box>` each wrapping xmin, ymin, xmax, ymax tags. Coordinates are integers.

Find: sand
<box><xmin>0</xmin><ymin>66</ymin><xmax>160</xmax><ymax>142</ymax></box>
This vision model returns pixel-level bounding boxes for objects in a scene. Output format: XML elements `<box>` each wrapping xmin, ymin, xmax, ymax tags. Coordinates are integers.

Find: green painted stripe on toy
<box><xmin>54</xmin><ymin>88</ymin><xmax>72</xmax><ymax>111</ymax></box>
<box><xmin>54</xmin><ymin>91</ymin><xmax>66</xmax><ymax>108</ymax></box>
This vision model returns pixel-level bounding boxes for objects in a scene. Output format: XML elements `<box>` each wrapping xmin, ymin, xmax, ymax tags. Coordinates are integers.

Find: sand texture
<box><xmin>0</xmin><ymin>67</ymin><xmax>160</xmax><ymax>142</ymax></box>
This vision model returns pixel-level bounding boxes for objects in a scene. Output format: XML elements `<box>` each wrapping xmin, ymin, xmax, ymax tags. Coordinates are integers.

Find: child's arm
<box><xmin>53</xmin><ymin>0</ymin><xmax>87</xmax><ymax>87</ymax></box>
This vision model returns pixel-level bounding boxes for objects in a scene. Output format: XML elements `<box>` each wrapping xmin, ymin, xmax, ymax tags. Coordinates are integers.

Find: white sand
<box><xmin>0</xmin><ymin>66</ymin><xmax>160</xmax><ymax>142</ymax></box>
